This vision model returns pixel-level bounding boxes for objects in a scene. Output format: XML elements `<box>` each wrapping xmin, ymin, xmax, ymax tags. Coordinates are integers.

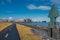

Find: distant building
<box><xmin>16</xmin><ymin>19</ymin><xmax>25</xmax><ymax>22</ymax></box>
<box><xmin>0</xmin><ymin>19</ymin><xmax>2</xmax><ymax>22</ymax></box>
<box><xmin>42</xmin><ymin>21</ymin><xmax>47</xmax><ymax>23</ymax></box>
<box><xmin>0</xmin><ymin>18</ymin><xmax>8</xmax><ymax>22</ymax></box>
<box><xmin>3</xmin><ymin>19</ymin><xmax>8</xmax><ymax>22</ymax></box>
<box><xmin>24</xmin><ymin>19</ymin><xmax>32</xmax><ymax>22</ymax></box>
<box><xmin>8</xmin><ymin>20</ymin><xmax>15</xmax><ymax>22</ymax></box>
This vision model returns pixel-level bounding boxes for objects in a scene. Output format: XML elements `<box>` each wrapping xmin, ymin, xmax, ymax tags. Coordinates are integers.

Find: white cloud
<box><xmin>27</xmin><ymin>4</ymin><xmax>37</xmax><ymax>9</ymax></box>
<box><xmin>32</xmin><ymin>17</ymin><xmax>50</xmax><ymax>22</ymax></box>
<box><xmin>38</xmin><ymin>6</ymin><xmax>51</xmax><ymax>10</ymax></box>
<box><xmin>57</xmin><ymin>16</ymin><xmax>60</xmax><ymax>22</ymax></box>
<box><xmin>39</xmin><ymin>17</ymin><xmax>50</xmax><ymax>22</ymax></box>
<box><xmin>27</xmin><ymin>4</ymin><xmax>51</xmax><ymax>10</ymax></box>
<box><xmin>58</xmin><ymin>9</ymin><xmax>60</xmax><ymax>11</ymax></box>
<box><xmin>33</xmin><ymin>16</ymin><xmax>60</xmax><ymax>22</ymax></box>
<box><xmin>8</xmin><ymin>17</ymin><xmax>13</xmax><ymax>20</ymax></box>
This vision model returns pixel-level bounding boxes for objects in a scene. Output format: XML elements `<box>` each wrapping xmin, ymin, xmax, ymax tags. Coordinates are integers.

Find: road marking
<box><xmin>47</xmin><ymin>38</ymin><xmax>49</xmax><ymax>40</ymax></box>
<box><xmin>5</xmin><ymin>33</ymin><xmax>8</xmax><ymax>38</ymax></box>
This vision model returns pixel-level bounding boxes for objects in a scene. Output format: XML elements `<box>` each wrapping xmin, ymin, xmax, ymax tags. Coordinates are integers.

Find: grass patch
<box><xmin>0</xmin><ymin>22</ymin><xmax>12</xmax><ymax>31</ymax></box>
<box><xmin>16</xmin><ymin>24</ymin><xmax>42</xmax><ymax>40</ymax></box>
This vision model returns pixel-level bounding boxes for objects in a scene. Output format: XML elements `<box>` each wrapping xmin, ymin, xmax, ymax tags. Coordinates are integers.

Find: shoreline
<box><xmin>17</xmin><ymin>23</ymin><xmax>48</xmax><ymax>30</ymax></box>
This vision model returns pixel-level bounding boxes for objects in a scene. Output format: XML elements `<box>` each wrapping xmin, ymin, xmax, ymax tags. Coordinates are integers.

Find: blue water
<box><xmin>21</xmin><ymin>22</ymin><xmax>60</xmax><ymax>27</ymax></box>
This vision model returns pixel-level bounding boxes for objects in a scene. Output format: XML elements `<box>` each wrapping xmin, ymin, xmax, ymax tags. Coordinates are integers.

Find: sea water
<box><xmin>21</xmin><ymin>22</ymin><xmax>60</xmax><ymax>27</ymax></box>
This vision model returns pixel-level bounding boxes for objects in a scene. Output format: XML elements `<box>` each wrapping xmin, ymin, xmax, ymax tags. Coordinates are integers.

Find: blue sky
<box><xmin>0</xmin><ymin>0</ymin><xmax>60</xmax><ymax>22</ymax></box>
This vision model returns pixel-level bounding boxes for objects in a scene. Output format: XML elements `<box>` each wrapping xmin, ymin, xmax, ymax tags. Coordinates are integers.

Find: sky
<box><xmin>0</xmin><ymin>0</ymin><xmax>60</xmax><ymax>22</ymax></box>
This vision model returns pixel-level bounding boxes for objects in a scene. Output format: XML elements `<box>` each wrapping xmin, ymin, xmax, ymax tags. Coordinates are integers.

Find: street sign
<box><xmin>49</xmin><ymin>4</ymin><xmax>59</xmax><ymax>28</ymax></box>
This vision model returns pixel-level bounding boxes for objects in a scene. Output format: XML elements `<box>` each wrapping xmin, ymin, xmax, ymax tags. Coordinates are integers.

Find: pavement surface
<box><xmin>0</xmin><ymin>23</ymin><xmax>20</xmax><ymax>40</ymax></box>
<box><xmin>31</xmin><ymin>28</ymin><xmax>48</xmax><ymax>37</ymax></box>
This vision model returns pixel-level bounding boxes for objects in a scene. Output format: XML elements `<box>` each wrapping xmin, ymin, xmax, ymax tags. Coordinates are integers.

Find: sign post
<box><xmin>48</xmin><ymin>4</ymin><xmax>59</xmax><ymax>39</ymax></box>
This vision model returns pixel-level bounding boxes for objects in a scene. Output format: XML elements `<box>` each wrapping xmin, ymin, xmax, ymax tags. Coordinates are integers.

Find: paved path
<box><xmin>0</xmin><ymin>23</ymin><xmax>20</xmax><ymax>40</ymax></box>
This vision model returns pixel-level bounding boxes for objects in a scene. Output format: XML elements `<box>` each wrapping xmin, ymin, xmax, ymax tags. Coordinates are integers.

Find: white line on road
<box><xmin>5</xmin><ymin>33</ymin><xmax>9</xmax><ymax>38</ymax></box>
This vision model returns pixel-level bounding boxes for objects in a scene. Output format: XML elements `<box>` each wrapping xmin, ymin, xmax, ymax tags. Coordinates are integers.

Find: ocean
<box><xmin>21</xmin><ymin>22</ymin><xmax>60</xmax><ymax>27</ymax></box>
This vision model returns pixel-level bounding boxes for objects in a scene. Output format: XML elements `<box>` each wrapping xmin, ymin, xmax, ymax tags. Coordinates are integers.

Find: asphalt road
<box><xmin>0</xmin><ymin>23</ymin><xmax>20</xmax><ymax>40</ymax></box>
